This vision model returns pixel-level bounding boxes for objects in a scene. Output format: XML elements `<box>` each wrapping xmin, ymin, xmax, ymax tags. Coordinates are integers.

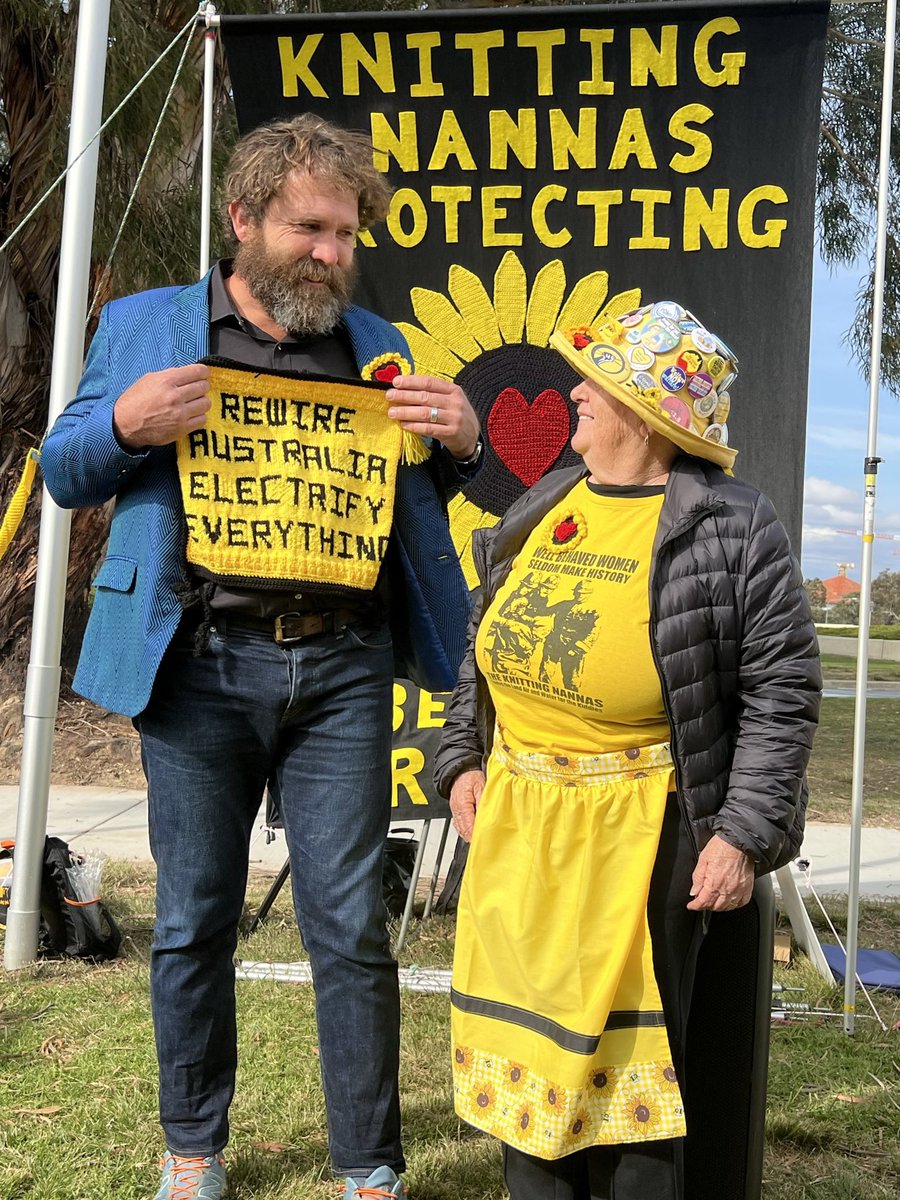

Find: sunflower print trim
<box><xmin>453</xmin><ymin>1048</ymin><xmax>685</xmax><ymax>1156</ymax></box>
<box><xmin>453</xmin><ymin>1045</ymin><xmax>474</xmax><ymax>1072</ymax></box>
<box><xmin>590</xmin><ymin>1066</ymin><xmax>619</xmax><ymax>1098</ymax></box>
<box><xmin>624</xmin><ymin>1091</ymin><xmax>663</xmax><ymax>1133</ymax></box>
<box><xmin>506</xmin><ymin>1062</ymin><xmax>528</xmax><ymax>1090</ymax></box>
<box><xmin>657</xmin><ymin>1063</ymin><xmax>681</xmax><ymax>1093</ymax></box>
<box><xmin>492</xmin><ymin>737</ymin><xmax>672</xmax><ymax>788</ymax></box>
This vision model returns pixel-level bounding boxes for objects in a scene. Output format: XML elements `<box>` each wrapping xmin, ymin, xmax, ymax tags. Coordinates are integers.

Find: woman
<box><xmin>434</xmin><ymin>301</ymin><xmax>821</xmax><ymax>1199</ymax></box>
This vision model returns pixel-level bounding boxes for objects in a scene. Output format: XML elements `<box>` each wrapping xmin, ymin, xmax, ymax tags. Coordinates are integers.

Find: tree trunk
<box><xmin>0</xmin><ymin>1</ymin><xmax>221</xmax><ymax>700</ymax></box>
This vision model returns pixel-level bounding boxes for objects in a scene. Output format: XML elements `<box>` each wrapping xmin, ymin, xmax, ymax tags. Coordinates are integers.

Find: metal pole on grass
<box><xmin>198</xmin><ymin>3</ymin><xmax>219</xmax><ymax>276</ymax></box>
<box><xmin>843</xmin><ymin>0</ymin><xmax>897</xmax><ymax>1035</ymax></box>
<box><xmin>4</xmin><ymin>0</ymin><xmax>113</xmax><ymax>970</ymax></box>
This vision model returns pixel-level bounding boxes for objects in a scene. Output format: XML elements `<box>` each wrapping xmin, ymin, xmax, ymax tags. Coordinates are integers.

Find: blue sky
<box><xmin>802</xmin><ymin>254</ymin><xmax>900</xmax><ymax>583</ymax></box>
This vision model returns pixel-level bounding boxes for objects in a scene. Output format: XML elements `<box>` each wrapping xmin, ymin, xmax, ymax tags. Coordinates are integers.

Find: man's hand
<box><xmin>112</xmin><ymin>364</ymin><xmax>211</xmax><ymax>451</ymax></box>
<box><xmin>386</xmin><ymin>375</ymin><xmax>480</xmax><ymax>461</ymax></box>
<box><xmin>687</xmin><ymin>834</ymin><xmax>755</xmax><ymax>912</ymax></box>
<box><xmin>449</xmin><ymin>769</ymin><xmax>486</xmax><ymax>843</ymax></box>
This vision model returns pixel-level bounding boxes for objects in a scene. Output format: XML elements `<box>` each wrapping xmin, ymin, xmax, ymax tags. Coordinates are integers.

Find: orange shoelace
<box><xmin>352</xmin><ymin>1190</ymin><xmax>405</xmax><ymax>1199</ymax></box>
<box><xmin>166</xmin><ymin>1155</ymin><xmax>220</xmax><ymax>1200</ymax></box>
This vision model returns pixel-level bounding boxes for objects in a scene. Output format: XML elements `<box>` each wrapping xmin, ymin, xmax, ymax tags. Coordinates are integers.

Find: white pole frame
<box><xmin>3</xmin><ymin>0</ymin><xmax>113</xmax><ymax>969</ymax></box>
<box><xmin>844</xmin><ymin>0</ymin><xmax>897</xmax><ymax>1035</ymax></box>
<box><xmin>199</xmin><ymin>3</ymin><xmax>219</xmax><ymax>276</ymax></box>
<box><xmin>2</xmin><ymin>2</ymin><xmax>877</xmax><ymax>976</ymax></box>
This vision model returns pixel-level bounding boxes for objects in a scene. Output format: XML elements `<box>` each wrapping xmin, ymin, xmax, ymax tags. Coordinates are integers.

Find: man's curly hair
<box><xmin>222</xmin><ymin>114</ymin><xmax>392</xmax><ymax>237</ymax></box>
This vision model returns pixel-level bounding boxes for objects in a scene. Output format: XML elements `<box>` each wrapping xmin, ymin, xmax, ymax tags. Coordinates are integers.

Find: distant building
<box><xmin>823</xmin><ymin>564</ymin><xmax>861</xmax><ymax>607</ymax></box>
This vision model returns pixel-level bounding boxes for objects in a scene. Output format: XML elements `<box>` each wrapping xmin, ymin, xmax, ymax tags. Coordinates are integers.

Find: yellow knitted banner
<box><xmin>0</xmin><ymin>449</ymin><xmax>39</xmax><ymax>566</ymax></box>
<box><xmin>177</xmin><ymin>364</ymin><xmax>407</xmax><ymax>591</ymax></box>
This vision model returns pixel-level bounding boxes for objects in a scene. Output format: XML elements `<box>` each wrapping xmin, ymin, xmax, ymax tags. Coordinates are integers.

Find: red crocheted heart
<box><xmin>554</xmin><ymin>517</ymin><xmax>578</xmax><ymax>543</ymax></box>
<box><xmin>374</xmin><ymin>363</ymin><xmax>401</xmax><ymax>383</ymax></box>
<box><xmin>487</xmin><ymin>388</ymin><xmax>570</xmax><ymax>486</ymax></box>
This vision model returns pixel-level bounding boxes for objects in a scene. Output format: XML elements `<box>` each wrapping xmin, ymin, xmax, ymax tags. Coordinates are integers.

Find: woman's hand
<box><xmin>687</xmin><ymin>834</ymin><xmax>755</xmax><ymax>912</ymax></box>
<box><xmin>450</xmin><ymin>770</ymin><xmax>486</xmax><ymax>842</ymax></box>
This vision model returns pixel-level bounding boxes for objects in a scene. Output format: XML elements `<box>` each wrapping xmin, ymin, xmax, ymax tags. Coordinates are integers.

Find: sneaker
<box><xmin>154</xmin><ymin>1153</ymin><xmax>227</xmax><ymax>1200</ymax></box>
<box><xmin>340</xmin><ymin>1165</ymin><xmax>409</xmax><ymax>1198</ymax></box>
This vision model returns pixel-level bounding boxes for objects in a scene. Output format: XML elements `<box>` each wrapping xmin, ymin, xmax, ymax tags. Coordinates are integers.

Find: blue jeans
<box><xmin>136</xmin><ymin>617</ymin><xmax>402</xmax><ymax>1176</ymax></box>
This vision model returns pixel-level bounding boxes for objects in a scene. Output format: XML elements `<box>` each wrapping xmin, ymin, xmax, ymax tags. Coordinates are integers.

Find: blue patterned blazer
<box><xmin>41</xmin><ymin>272</ymin><xmax>471</xmax><ymax>717</ymax></box>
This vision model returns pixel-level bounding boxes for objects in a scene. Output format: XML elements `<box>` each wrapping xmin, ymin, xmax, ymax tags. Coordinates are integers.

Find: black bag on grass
<box><xmin>434</xmin><ymin>837</ymin><xmax>469</xmax><ymax>916</ymax></box>
<box><xmin>383</xmin><ymin>828</ymin><xmax>419</xmax><ymax>919</ymax></box>
<box><xmin>265</xmin><ymin>783</ymin><xmax>421</xmax><ymax>921</ymax></box>
<box><xmin>0</xmin><ymin>837</ymin><xmax>121</xmax><ymax>961</ymax></box>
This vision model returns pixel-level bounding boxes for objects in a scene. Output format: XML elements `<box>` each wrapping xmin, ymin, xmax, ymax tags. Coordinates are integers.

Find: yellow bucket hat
<box><xmin>549</xmin><ymin>301</ymin><xmax>738</xmax><ymax>470</ymax></box>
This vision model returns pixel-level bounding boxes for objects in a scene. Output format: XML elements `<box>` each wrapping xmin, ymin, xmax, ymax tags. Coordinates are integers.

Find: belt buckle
<box><xmin>275</xmin><ymin>612</ymin><xmax>304</xmax><ymax>645</ymax></box>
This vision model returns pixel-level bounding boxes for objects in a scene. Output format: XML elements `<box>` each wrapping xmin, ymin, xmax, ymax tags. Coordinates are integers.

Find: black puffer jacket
<box><xmin>434</xmin><ymin>456</ymin><xmax>822</xmax><ymax>874</ymax></box>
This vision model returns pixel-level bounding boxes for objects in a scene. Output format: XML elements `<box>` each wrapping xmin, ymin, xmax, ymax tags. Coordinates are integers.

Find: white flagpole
<box><xmin>843</xmin><ymin>0</ymin><xmax>897</xmax><ymax>1035</ymax></box>
<box><xmin>3</xmin><ymin>0</ymin><xmax>113</xmax><ymax>970</ymax></box>
<box><xmin>199</xmin><ymin>3</ymin><xmax>219</xmax><ymax>276</ymax></box>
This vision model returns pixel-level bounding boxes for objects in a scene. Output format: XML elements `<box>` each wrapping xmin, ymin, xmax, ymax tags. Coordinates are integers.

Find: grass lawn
<box><xmin>819</xmin><ymin>654</ymin><xmax>900</xmax><ymax>682</ymax></box>
<box><xmin>807</xmin><ymin>697</ymin><xmax>900</xmax><ymax>825</ymax></box>
<box><xmin>2</xmin><ymin>864</ymin><xmax>899</xmax><ymax>1199</ymax></box>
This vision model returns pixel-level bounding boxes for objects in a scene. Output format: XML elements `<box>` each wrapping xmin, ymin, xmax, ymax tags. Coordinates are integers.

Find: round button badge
<box><xmin>691</xmin><ymin>328</ymin><xmax>717</xmax><ymax>355</ymax></box>
<box><xmin>676</xmin><ymin>350</ymin><xmax>704</xmax><ymax>376</ymax></box>
<box><xmin>686</xmin><ymin>372</ymin><xmax>715</xmax><ymax>400</ymax></box>
<box><xmin>642</xmin><ymin>319</ymin><xmax>681</xmax><ymax>354</ymax></box>
<box><xmin>626</xmin><ymin>328</ymin><xmax>644</xmax><ymax>344</ymax></box>
<box><xmin>589</xmin><ymin>343</ymin><xmax>629</xmax><ymax>380</ymax></box>
<box><xmin>692</xmin><ymin>391</ymin><xmax>718</xmax><ymax>419</ymax></box>
<box><xmin>652</xmin><ymin>300</ymin><xmax>686</xmax><ymax>321</ymax></box>
<box><xmin>631</xmin><ymin>370</ymin><xmax>658</xmax><ymax>393</ymax></box>
<box><xmin>628</xmin><ymin>344</ymin><xmax>655</xmax><ymax>371</ymax></box>
<box><xmin>703</xmin><ymin>423</ymin><xmax>725</xmax><ymax>444</ymax></box>
<box><xmin>661</xmin><ymin>395</ymin><xmax>692</xmax><ymax>428</ymax></box>
<box><xmin>620</xmin><ymin>307</ymin><xmax>650</xmax><ymax>327</ymax></box>
<box><xmin>714</xmin><ymin>392</ymin><xmax>731</xmax><ymax>423</ymax></box>
<box><xmin>660</xmin><ymin>365</ymin><xmax>687</xmax><ymax>393</ymax></box>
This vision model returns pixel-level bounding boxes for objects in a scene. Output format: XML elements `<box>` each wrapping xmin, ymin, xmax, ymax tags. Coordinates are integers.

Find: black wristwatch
<box><xmin>453</xmin><ymin>438</ymin><xmax>483</xmax><ymax>467</ymax></box>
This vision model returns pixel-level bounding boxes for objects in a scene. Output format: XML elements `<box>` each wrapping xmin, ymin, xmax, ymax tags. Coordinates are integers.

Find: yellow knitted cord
<box><xmin>401</xmin><ymin>429</ymin><xmax>432</xmax><ymax>465</ymax></box>
<box><xmin>359</xmin><ymin>352</ymin><xmax>431</xmax><ymax>464</ymax></box>
<box><xmin>0</xmin><ymin>449</ymin><xmax>39</xmax><ymax>565</ymax></box>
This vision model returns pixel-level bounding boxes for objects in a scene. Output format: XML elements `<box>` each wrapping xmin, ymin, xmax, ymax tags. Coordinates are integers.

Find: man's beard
<box><xmin>233</xmin><ymin>232</ymin><xmax>357</xmax><ymax>336</ymax></box>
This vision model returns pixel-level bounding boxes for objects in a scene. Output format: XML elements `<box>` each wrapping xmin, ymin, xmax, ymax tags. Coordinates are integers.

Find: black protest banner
<box><xmin>222</xmin><ymin>1</ymin><xmax>828</xmax><ymax>547</ymax></box>
<box><xmin>392</xmin><ymin>682</ymin><xmax>450</xmax><ymax>821</ymax></box>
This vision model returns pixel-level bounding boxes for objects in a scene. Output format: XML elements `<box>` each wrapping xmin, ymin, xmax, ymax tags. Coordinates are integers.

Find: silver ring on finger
<box><xmin>429</xmin><ymin>405</ymin><xmax>440</xmax><ymax>425</ymax></box>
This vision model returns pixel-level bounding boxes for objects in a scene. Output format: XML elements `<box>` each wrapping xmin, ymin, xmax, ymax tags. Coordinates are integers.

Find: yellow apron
<box><xmin>451</xmin><ymin>483</ymin><xmax>684</xmax><ymax>1158</ymax></box>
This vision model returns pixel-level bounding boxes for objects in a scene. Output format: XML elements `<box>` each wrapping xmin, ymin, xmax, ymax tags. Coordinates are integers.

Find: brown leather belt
<box><xmin>213</xmin><ymin>609</ymin><xmax>364</xmax><ymax>645</ymax></box>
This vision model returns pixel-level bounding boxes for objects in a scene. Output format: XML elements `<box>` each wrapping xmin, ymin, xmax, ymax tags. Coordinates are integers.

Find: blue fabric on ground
<box><xmin>822</xmin><ymin>945</ymin><xmax>900</xmax><ymax>992</ymax></box>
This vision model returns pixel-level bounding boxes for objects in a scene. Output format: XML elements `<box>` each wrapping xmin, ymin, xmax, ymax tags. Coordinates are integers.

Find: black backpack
<box><xmin>382</xmin><ymin>828</ymin><xmax>420</xmax><ymax>919</ymax></box>
<box><xmin>0</xmin><ymin>837</ymin><xmax>122</xmax><ymax>961</ymax></box>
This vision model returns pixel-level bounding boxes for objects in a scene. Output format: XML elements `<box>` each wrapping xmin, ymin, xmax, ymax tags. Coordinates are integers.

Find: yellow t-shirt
<box><xmin>475</xmin><ymin>479</ymin><xmax>670</xmax><ymax>755</ymax></box>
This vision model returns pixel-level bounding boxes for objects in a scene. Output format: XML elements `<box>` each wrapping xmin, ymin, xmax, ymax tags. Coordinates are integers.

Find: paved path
<box><xmin>823</xmin><ymin>686</ymin><xmax>900</xmax><ymax>699</ymax></box>
<box><xmin>0</xmin><ymin>785</ymin><xmax>459</xmax><ymax>883</ymax></box>
<box><xmin>1</xmin><ymin>784</ymin><xmax>898</xmax><ymax>898</ymax></box>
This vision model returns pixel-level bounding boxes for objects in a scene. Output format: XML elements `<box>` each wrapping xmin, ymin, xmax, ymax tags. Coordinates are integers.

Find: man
<box><xmin>41</xmin><ymin>115</ymin><xmax>481</xmax><ymax>1200</ymax></box>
